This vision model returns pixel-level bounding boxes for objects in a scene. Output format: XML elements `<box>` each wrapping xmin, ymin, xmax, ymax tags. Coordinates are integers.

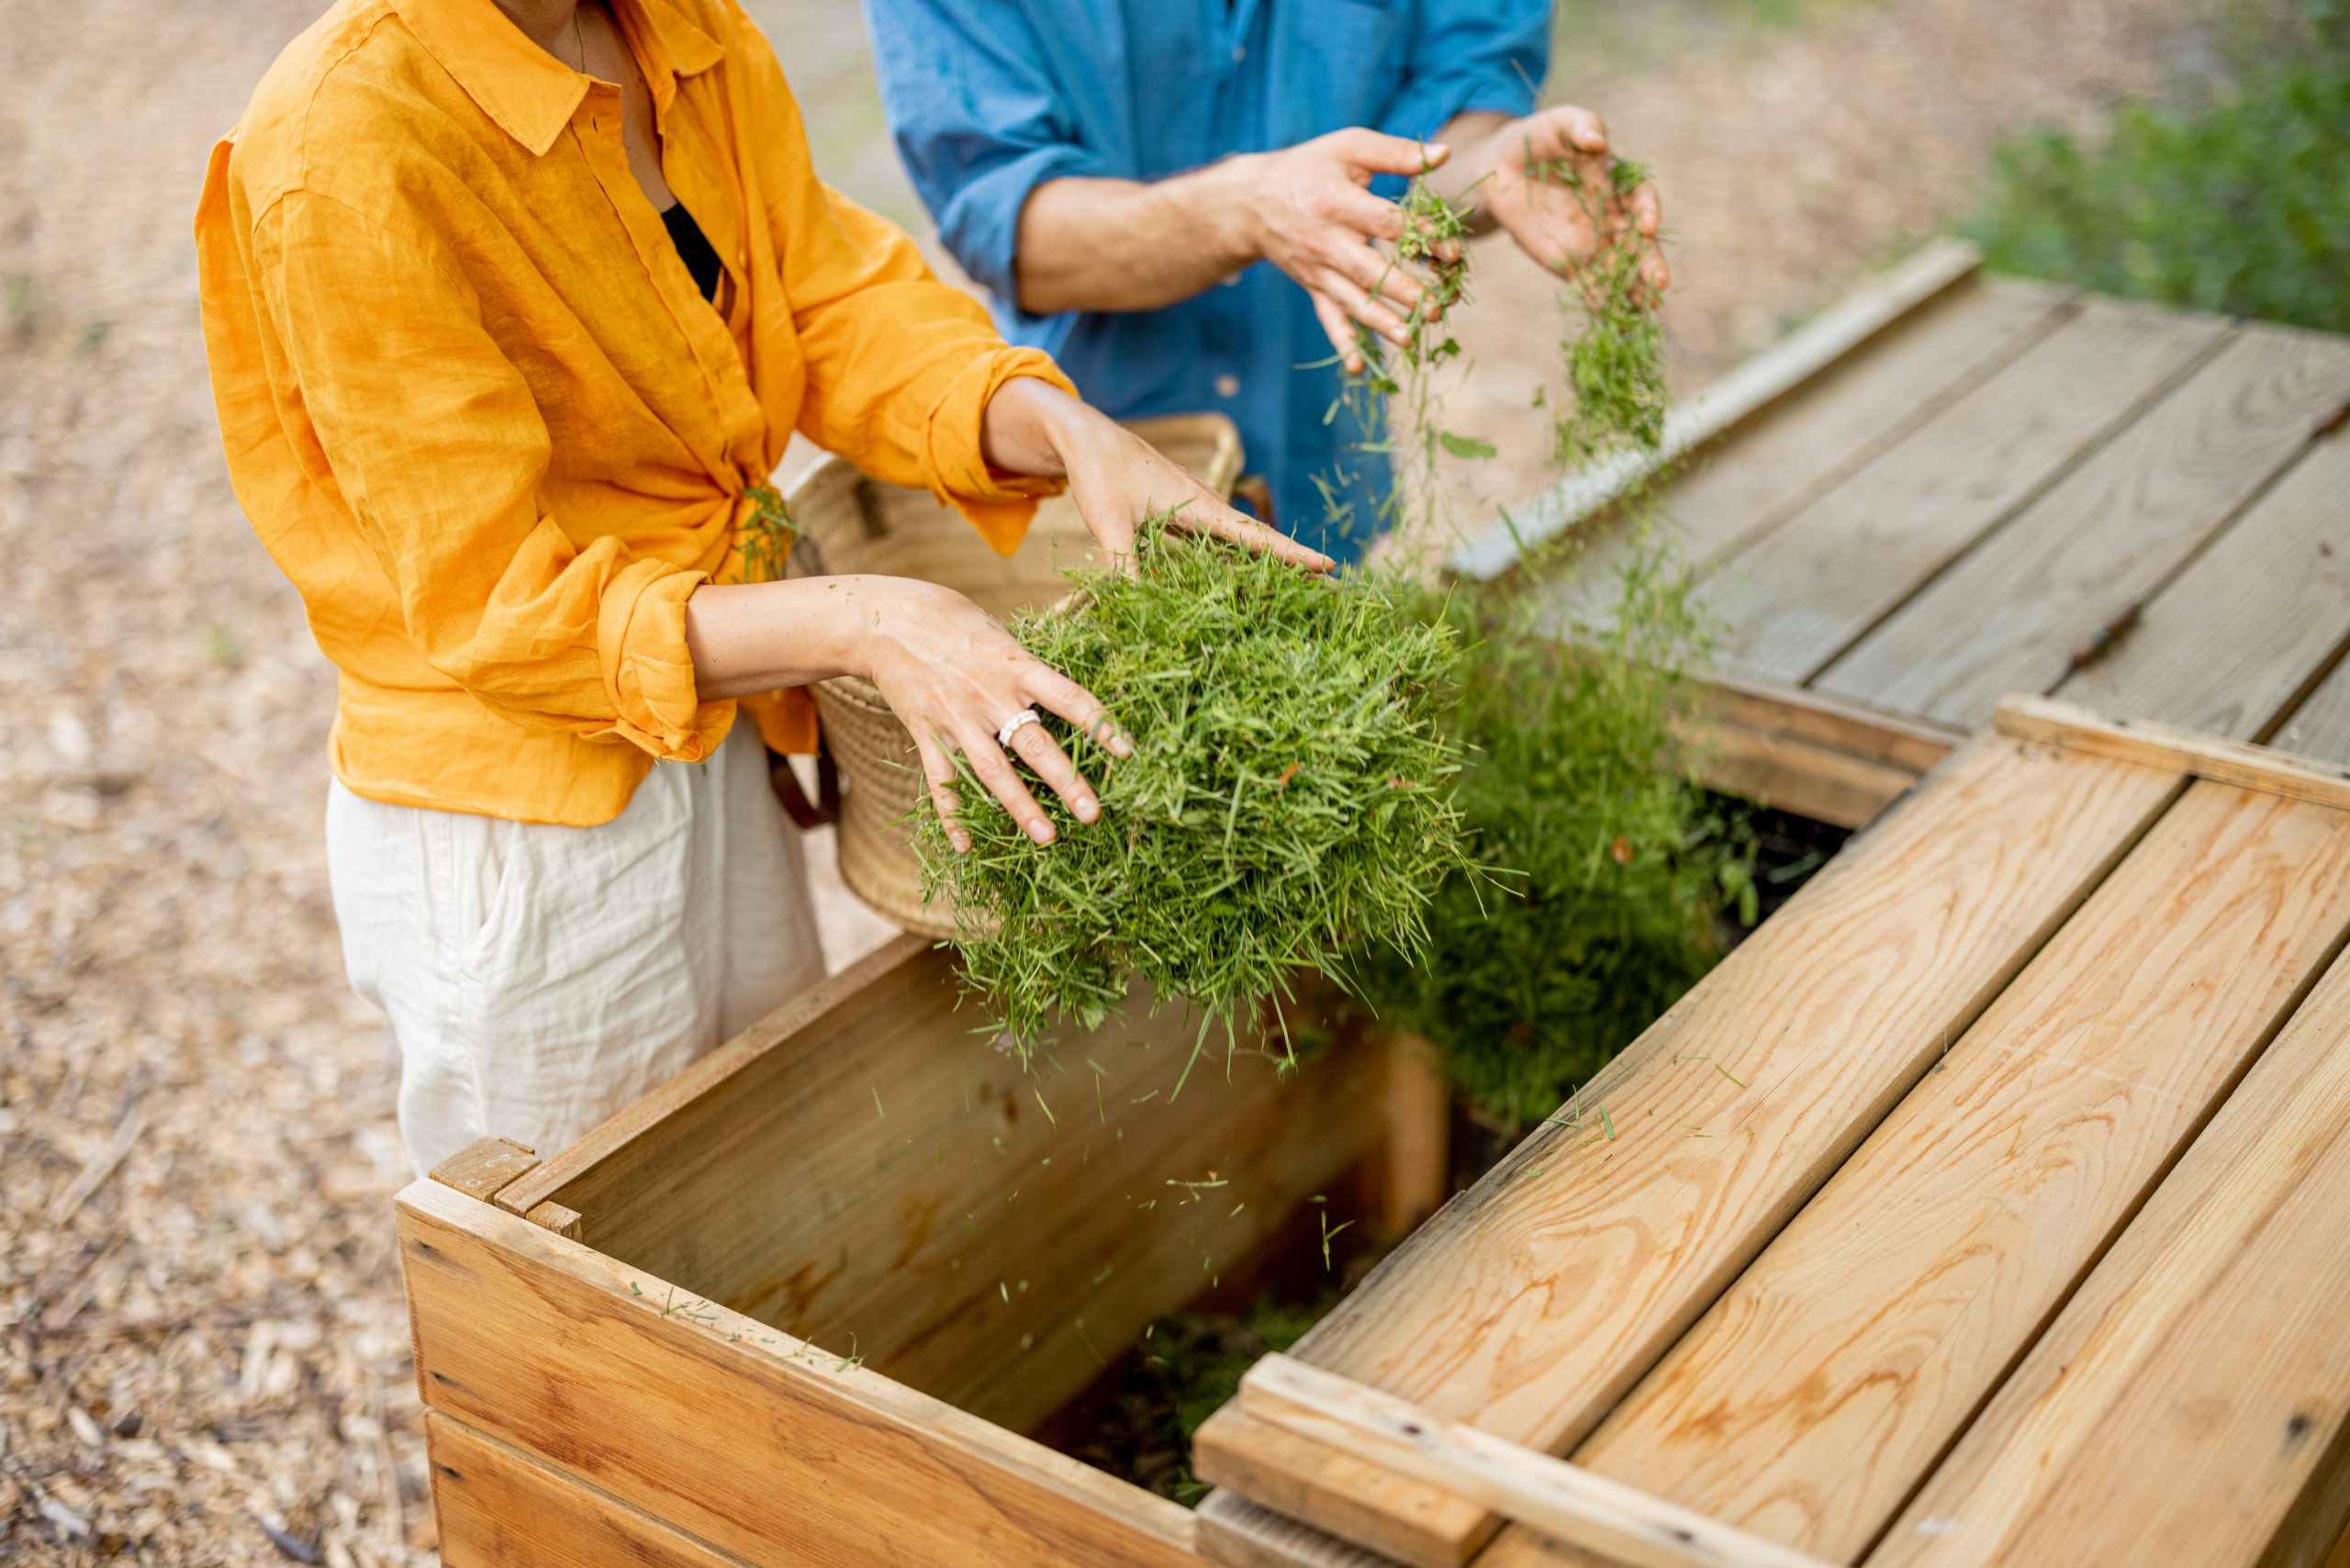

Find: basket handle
<box><xmin>768</xmin><ymin>744</ymin><xmax>842</xmax><ymax>831</ymax></box>
<box><xmin>1232</xmin><ymin>473</ymin><xmax>1276</xmax><ymax>529</ymax></box>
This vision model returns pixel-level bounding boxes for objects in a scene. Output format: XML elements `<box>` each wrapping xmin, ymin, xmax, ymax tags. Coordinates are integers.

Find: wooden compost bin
<box><xmin>397</xmin><ymin>941</ymin><xmax>1445</xmax><ymax>1566</ymax></box>
<box><xmin>1193</xmin><ymin>698</ymin><xmax>2350</xmax><ymax>1568</ymax></box>
<box><xmin>1468</xmin><ymin>239</ymin><xmax>2350</xmax><ymax>834</ymax></box>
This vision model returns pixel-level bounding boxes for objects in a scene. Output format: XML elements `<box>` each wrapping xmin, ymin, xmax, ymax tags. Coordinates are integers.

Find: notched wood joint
<box><xmin>427</xmin><ymin>1137</ymin><xmax>542</xmax><ymax>1204</ymax></box>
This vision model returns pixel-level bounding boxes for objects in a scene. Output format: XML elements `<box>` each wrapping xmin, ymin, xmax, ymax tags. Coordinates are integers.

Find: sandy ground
<box><xmin>0</xmin><ymin>0</ymin><xmax>2224</xmax><ymax>1561</ymax></box>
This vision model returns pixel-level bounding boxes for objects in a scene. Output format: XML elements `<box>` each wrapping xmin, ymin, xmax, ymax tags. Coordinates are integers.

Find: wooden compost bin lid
<box><xmin>1194</xmin><ymin>697</ymin><xmax>2350</xmax><ymax>1568</ymax></box>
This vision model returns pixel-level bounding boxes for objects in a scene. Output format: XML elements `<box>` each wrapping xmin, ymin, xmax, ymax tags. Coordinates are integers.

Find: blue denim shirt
<box><xmin>861</xmin><ymin>0</ymin><xmax>1549</xmax><ymax>560</ymax></box>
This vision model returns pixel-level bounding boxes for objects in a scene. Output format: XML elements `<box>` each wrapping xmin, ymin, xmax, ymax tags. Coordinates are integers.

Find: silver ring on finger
<box><xmin>996</xmin><ymin>708</ymin><xmax>1043</xmax><ymax>749</ymax></box>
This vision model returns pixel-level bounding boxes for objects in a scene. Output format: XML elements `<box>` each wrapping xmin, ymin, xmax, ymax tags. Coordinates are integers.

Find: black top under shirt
<box><xmin>662</xmin><ymin>202</ymin><xmax>724</xmax><ymax>303</ymax></box>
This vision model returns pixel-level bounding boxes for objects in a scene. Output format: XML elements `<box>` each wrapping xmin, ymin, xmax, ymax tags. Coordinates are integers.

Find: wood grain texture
<box><xmin>426</xmin><ymin>1410</ymin><xmax>748</xmax><ymax>1568</ymax></box>
<box><xmin>492</xmin><ymin>933</ymin><xmax>930</xmax><ymax>1219</ymax></box>
<box><xmin>428</xmin><ymin>1137</ymin><xmax>539</xmax><ymax>1205</ymax></box>
<box><xmin>398</xmin><ymin>1180</ymin><xmax>1204</xmax><ymax>1568</ymax></box>
<box><xmin>1681</xmin><ymin>713</ymin><xmax>1927</xmax><ymax>829</ymax></box>
<box><xmin>1197</xmin><ymin>1405</ymin><xmax>1498</xmax><ymax>1568</ymax></box>
<box><xmin>1677</xmin><ymin>676</ymin><xmax>1962</xmax><ymax>827</ymax></box>
<box><xmin>1708</xmin><ymin>298</ymin><xmax>2231</xmax><ymax>684</ymax></box>
<box><xmin>1996</xmin><ymin>696</ymin><xmax>2350</xmax><ymax>812</ymax></box>
<box><xmin>1453</xmin><ymin>241</ymin><xmax>2000</xmax><ymax>583</ymax></box>
<box><xmin>1818</xmin><ymin>324</ymin><xmax>2350</xmax><ymax>728</ymax></box>
<box><xmin>1527</xmin><ymin>274</ymin><xmax>2068</xmax><ymax>622</ymax></box>
<box><xmin>1241</xmin><ymin>1357</ymin><xmax>1841</xmax><ymax>1568</ymax></box>
<box><xmin>1196</xmin><ymin>735</ymin><xmax>2185</xmax><ymax>1562</ymax></box>
<box><xmin>2273</xmin><ymin>653</ymin><xmax>2350</xmax><ymax>766</ymax></box>
<box><xmin>507</xmin><ymin>936</ymin><xmax>1390</xmax><ymax>1436</ymax></box>
<box><xmin>1196</xmin><ymin>1490</ymin><xmax>1408</xmax><ymax>1568</ymax></box>
<box><xmin>2056</xmin><ymin>427</ymin><xmax>2350</xmax><ymax>744</ymax></box>
<box><xmin>1383</xmin><ymin>1036</ymin><xmax>1452</xmax><ymax>1239</ymax></box>
<box><xmin>1556</xmin><ymin>780</ymin><xmax>2350</xmax><ymax>1560</ymax></box>
<box><xmin>1703</xmin><ymin>675</ymin><xmax>1964</xmax><ymax>778</ymax></box>
<box><xmin>1874</xmin><ymin>941</ymin><xmax>2350</xmax><ymax>1568</ymax></box>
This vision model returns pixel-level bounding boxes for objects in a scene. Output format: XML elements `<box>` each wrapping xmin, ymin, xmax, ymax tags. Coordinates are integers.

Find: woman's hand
<box><xmin>851</xmin><ymin>577</ymin><xmax>1128</xmax><ymax>854</ymax></box>
<box><xmin>981</xmin><ymin>377</ymin><xmax>1333</xmax><ymax>572</ymax></box>
<box><xmin>685</xmin><ymin>571</ymin><xmax>1125</xmax><ymax>852</ymax></box>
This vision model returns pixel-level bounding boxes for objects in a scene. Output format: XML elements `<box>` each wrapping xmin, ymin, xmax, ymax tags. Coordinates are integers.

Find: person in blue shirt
<box><xmin>861</xmin><ymin>0</ymin><xmax>1664</xmax><ymax>563</ymax></box>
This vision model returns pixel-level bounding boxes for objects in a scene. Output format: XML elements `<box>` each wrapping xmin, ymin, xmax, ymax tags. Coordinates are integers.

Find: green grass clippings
<box><xmin>914</xmin><ymin>520</ymin><xmax>1474</xmax><ymax>1062</ymax></box>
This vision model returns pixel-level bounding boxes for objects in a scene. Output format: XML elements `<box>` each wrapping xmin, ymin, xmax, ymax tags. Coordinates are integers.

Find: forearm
<box><xmin>1013</xmin><ymin>162</ymin><xmax>1266</xmax><ymax>316</ymax></box>
<box><xmin>684</xmin><ymin>575</ymin><xmax>902</xmax><ymax>700</ymax></box>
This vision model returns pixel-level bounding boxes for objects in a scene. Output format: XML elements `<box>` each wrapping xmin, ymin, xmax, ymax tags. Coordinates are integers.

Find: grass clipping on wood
<box><xmin>914</xmin><ymin>521</ymin><xmax>1472</xmax><ymax>1062</ymax></box>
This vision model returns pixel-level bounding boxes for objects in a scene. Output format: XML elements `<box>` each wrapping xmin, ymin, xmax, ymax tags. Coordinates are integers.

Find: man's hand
<box><xmin>1471</xmin><ymin>105</ymin><xmax>1667</xmax><ymax>296</ymax></box>
<box><xmin>981</xmin><ymin>377</ymin><xmax>1333</xmax><ymax>573</ymax></box>
<box><xmin>1235</xmin><ymin>129</ymin><xmax>1455</xmax><ymax>374</ymax></box>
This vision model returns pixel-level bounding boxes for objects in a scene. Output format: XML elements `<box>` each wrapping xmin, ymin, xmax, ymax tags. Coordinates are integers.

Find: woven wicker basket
<box><xmin>784</xmin><ymin>414</ymin><xmax>1245</xmax><ymax>936</ymax></box>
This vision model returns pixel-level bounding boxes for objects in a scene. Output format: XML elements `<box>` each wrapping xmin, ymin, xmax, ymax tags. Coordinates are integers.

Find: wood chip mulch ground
<box><xmin>0</xmin><ymin>0</ymin><xmax>2223</xmax><ymax>1560</ymax></box>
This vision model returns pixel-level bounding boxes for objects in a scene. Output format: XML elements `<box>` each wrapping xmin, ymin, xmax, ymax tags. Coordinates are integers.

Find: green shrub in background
<box><xmin>1968</xmin><ymin>2</ymin><xmax>2349</xmax><ymax>332</ymax></box>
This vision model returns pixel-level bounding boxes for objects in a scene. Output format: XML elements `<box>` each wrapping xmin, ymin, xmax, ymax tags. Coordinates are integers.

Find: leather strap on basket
<box><xmin>768</xmin><ymin>745</ymin><xmax>842</xmax><ymax>831</ymax></box>
<box><xmin>1232</xmin><ymin>473</ymin><xmax>1277</xmax><ymax>529</ymax></box>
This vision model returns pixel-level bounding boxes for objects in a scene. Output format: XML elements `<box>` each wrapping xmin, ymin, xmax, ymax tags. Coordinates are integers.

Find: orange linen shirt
<box><xmin>196</xmin><ymin>0</ymin><xmax>1072</xmax><ymax>825</ymax></box>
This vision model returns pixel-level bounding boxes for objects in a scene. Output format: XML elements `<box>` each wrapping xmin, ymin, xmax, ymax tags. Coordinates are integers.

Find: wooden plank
<box><xmin>1240</xmin><ymin>1358</ymin><xmax>1839</xmax><ymax>1568</ymax></box>
<box><xmin>1703</xmin><ymin>674</ymin><xmax>1964</xmax><ymax>778</ymax></box>
<box><xmin>2056</xmin><ymin>426</ymin><xmax>2350</xmax><ymax>744</ymax></box>
<box><xmin>1818</xmin><ymin>324</ymin><xmax>2350</xmax><ymax>729</ymax></box>
<box><xmin>397</xmin><ymin>1179</ymin><xmax>1204</xmax><ymax>1568</ymax></box>
<box><xmin>428</xmin><ymin>1137</ymin><xmax>539</xmax><ymax>1205</ymax></box>
<box><xmin>500</xmin><ymin>935</ymin><xmax>1391</xmax><ymax>1437</ymax></box>
<box><xmin>426</xmin><ymin>1410</ymin><xmax>748</xmax><ymax>1568</ymax></box>
<box><xmin>522</xmin><ymin>1199</ymin><xmax>582</xmax><ymax>1241</ymax></box>
<box><xmin>1382</xmin><ymin>1035</ymin><xmax>1451</xmax><ymax>1239</ymax></box>
<box><xmin>2272</xmin><ymin>652</ymin><xmax>2350</xmax><ymax>766</ymax></box>
<box><xmin>1707</xmin><ymin>297</ymin><xmax>2232</xmax><ymax>684</ymax></box>
<box><xmin>1198</xmin><ymin>1407</ymin><xmax>1498</xmax><ymax>1566</ymax></box>
<box><xmin>1679</xmin><ymin>676</ymin><xmax>1962</xmax><ymax>826</ymax></box>
<box><xmin>1453</xmin><ymin>240</ymin><xmax>1998</xmax><ymax>581</ymax></box>
<box><xmin>1996</xmin><ymin>695</ymin><xmax>2350</xmax><ymax>812</ymax></box>
<box><xmin>1523</xmin><ymin>274</ymin><xmax>2070</xmax><ymax>621</ymax></box>
<box><xmin>1683</xmin><ymin>713</ymin><xmax>1926</xmax><ymax>829</ymax></box>
<box><xmin>1873</xmin><ymin>940</ymin><xmax>2350</xmax><ymax>1568</ymax></box>
<box><xmin>1197</xmin><ymin>1491</ymin><xmax>1404</xmax><ymax>1568</ymax></box>
<box><xmin>1193</xmin><ymin>735</ymin><xmax>2186</xmax><ymax>1566</ymax></box>
<box><xmin>1548</xmin><ymin>780</ymin><xmax>2350</xmax><ymax>1560</ymax></box>
<box><xmin>492</xmin><ymin>933</ymin><xmax>931</xmax><ymax>1219</ymax></box>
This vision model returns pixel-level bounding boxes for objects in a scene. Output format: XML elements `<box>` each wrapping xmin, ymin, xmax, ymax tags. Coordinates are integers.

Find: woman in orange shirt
<box><xmin>196</xmin><ymin>0</ymin><xmax>1325</xmax><ymax>1175</ymax></box>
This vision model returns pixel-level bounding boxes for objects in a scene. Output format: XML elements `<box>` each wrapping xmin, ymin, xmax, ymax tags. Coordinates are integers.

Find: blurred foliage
<box><xmin>1967</xmin><ymin>0</ymin><xmax>2350</xmax><ymax>332</ymax></box>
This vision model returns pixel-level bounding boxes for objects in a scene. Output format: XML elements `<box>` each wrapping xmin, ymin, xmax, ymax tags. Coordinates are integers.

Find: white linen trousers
<box><xmin>327</xmin><ymin>734</ymin><xmax>824</xmax><ymax>1176</ymax></box>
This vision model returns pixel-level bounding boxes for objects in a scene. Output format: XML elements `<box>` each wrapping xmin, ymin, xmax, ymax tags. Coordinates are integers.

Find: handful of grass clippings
<box><xmin>1542</xmin><ymin>156</ymin><xmax>1670</xmax><ymax>466</ymax></box>
<box><xmin>914</xmin><ymin>519</ymin><xmax>1472</xmax><ymax>1066</ymax></box>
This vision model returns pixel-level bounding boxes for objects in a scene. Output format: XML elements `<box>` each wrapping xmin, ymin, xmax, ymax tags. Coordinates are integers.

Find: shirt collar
<box><xmin>394</xmin><ymin>0</ymin><xmax>724</xmax><ymax>158</ymax></box>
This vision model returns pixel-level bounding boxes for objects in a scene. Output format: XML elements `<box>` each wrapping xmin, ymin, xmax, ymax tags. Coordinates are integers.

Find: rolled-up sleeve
<box><xmin>862</xmin><ymin>0</ymin><xmax>1105</xmax><ymax>322</ymax></box>
<box><xmin>261</xmin><ymin>189</ymin><xmax>730</xmax><ymax>761</ymax></box>
<box><xmin>1377</xmin><ymin>1</ymin><xmax>1550</xmax><ymax>147</ymax></box>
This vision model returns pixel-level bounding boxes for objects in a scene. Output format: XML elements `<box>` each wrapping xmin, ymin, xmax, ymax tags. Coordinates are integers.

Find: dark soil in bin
<box><xmin>1041</xmin><ymin>800</ymin><xmax>1850</xmax><ymax>1505</ymax></box>
<box><xmin>1031</xmin><ymin>1197</ymin><xmax>1393</xmax><ymax>1505</ymax></box>
<box><xmin>1718</xmin><ymin>797</ymin><xmax>1852</xmax><ymax>950</ymax></box>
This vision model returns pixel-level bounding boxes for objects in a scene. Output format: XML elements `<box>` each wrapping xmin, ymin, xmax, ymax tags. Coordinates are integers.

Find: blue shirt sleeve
<box><xmin>860</xmin><ymin>0</ymin><xmax>1107</xmax><ymax>327</ymax></box>
<box><xmin>1376</xmin><ymin>0</ymin><xmax>1550</xmax><ymax>145</ymax></box>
